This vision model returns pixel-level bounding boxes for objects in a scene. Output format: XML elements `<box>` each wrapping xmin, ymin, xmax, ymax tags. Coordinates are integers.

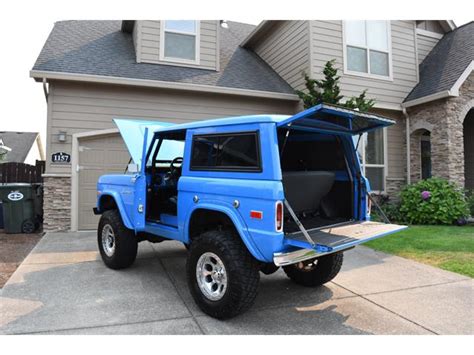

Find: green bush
<box><xmin>370</xmin><ymin>195</ymin><xmax>405</xmax><ymax>224</ymax></box>
<box><xmin>466</xmin><ymin>190</ymin><xmax>474</xmax><ymax>217</ymax></box>
<box><xmin>399</xmin><ymin>178</ymin><xmax>470</xmax><ymax>225</ymax></box>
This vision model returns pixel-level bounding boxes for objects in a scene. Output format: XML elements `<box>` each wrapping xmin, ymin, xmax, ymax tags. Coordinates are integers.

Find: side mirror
<box><xmin>127</xmin><ymin>163</ymin><xmax>139</xmax><ymax>174</ymax></box>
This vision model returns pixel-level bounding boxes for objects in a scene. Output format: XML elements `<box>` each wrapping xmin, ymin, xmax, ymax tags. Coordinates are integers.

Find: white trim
<box><xmin>159</xmin><ymin>20</ymin><xmax>200</xmax><ymax>65</ymax></box>
<box><xmin>342</xmin><ymin>21</ymin><xmax>393</xmax><ymax>81</ymax></box>
<box><xmin>451</xmin><ymin>60</ymin><xmax>474</xmax><ymax>95</ymax></box>
<box><xmin>42</xmin><ymin>173</ymin><xmax>71</xmax><ymax>178</ymax></box>
<box><xmin>413</xmin><ymin>22</ymin><xmax>420</xmax><ymax>83</ymax></box>
<box><xmin>30</xmin><ymin>70</ymin><xmax>300</xmax><ymax>101</ymax></box>
<box><xmin>402</xmin><ymin>90</ymin><xmax>453</xmax><ymax>108</ymax></box>
<box><xmin>70</xmin><ymin>128</ymin><xmax>120</xmax><ymax>232</ymax></box>
<box><xmin>416</xmin><ymin>28</ymin><xmax>444</xmax><ymax>40</ymax></box>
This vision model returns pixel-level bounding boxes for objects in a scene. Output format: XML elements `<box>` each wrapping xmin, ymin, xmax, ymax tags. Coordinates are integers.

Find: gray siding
<box><xmin>253</xmin><ymin>21</ymin><xmax>310</xmax><ymax>91</ymax></box>
<box><xmin>136</xmin><ymin>20</ymin><xmax>218</xmax><ymax>70</ymax></box>
<box><xmin>45</xmin><ymin>81</ymin><xmax>298</xmax><ymax>174</ymax></box>
<box><xmin>309</xmin><ymin>20</ymin><xmax>418</xmax><ymax>110</ymax></box>
<box><xmin>416</xmin><ymin>32</ymin><xmax>440</xmax><ymax>65</ymax></box>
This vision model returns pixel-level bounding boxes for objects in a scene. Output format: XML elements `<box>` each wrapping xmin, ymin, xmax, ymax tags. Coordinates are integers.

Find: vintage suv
<box><xmin>94</xmin><ymin>104</ymin><xmax>406</xmax><ymax>319</ymax></box>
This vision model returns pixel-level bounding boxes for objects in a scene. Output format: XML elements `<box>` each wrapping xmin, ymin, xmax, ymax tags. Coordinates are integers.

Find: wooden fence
<box><xmin>0</xmin><ymin>161</ymin><xmax>45</xmax><ymax>184</ymax></box>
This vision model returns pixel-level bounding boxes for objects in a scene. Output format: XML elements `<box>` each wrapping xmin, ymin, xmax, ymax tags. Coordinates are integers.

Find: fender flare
<box><xmin>97</xmin><ymin>192</ymin><xmax>134</xmax><ymax>229</ymax></box>
<box><xmin>184</xmin><ymin>202</ymin><xmax>266</xmax><ymax>262</ymax></box>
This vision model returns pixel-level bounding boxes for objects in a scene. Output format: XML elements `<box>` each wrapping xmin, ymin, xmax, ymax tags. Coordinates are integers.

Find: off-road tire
<box><xmin>283</xmin><ymin>252</ymin><xmax>343</xmax><ymax>287</ymax></box>
<box><xmin>186</xmin><ymin>229</ymin><xmax>260</xmax><ymax>319</ymax></box>
<box><xmin>98</xmin><ymin>210</ymin><xmax>138</xmax><ymax>270</ymax></box>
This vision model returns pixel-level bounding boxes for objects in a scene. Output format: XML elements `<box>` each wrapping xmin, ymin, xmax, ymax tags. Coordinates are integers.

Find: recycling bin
<box><xmin>0</xmin><ymin>183</ymin><xmax>42</xmax><ymax>234</ymax></box>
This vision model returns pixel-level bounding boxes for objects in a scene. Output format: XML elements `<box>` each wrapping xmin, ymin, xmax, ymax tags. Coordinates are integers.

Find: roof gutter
<box><xmin>30</xmin><ymin>70</ymin><xmax>300</xmax><ymax>102</ymax></box>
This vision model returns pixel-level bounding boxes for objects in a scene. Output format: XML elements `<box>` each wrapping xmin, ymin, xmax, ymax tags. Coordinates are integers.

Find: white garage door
<box><xmin>78</xmin><ymin>133</ymin><xmax>130</xmax><ymax>230</ymax></box>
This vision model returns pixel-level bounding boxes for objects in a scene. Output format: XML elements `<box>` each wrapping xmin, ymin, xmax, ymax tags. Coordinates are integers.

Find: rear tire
<box><xmin>186</xmin><ymin>229</ymin><xmax>260</xmax><ymax>319</ymax></box>
<box><xmin>98</xmin><ymin>210</ymin><xmax>137</xmax><ymax>270</ymax></box>
<box><xmin>283</xmin><ymin>252</ymin><xmax>343</xmax><ymax>287</ymax></box>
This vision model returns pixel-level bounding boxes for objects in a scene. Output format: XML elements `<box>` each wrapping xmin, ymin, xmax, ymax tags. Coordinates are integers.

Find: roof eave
<box><xmin>403</xmin><ymin>60</ymin><xmax>473</xmax><ymax>108</ymax></box>
<box><xmin>30</xmin><ymin>70</ymin><xmax>300</xmax><ymax>101</ymax></box>
<box><xmin>240</xmin><ymin>20</ymin><xmax>273</xmax><ymax>47</ymax></box>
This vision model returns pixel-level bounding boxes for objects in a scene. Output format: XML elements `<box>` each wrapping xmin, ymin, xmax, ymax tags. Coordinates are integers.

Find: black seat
<box><xmin>282</xmin><ymin>171</ymin><xmax>335</xmax><ymax>215</ymax></box>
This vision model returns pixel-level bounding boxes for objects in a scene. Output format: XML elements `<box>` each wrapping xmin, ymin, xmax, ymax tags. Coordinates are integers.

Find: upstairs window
<box><xmin>160</xmin><ymin>20</ymin><xmax>199</xmax><ymax>63</ymax></box>
<box><xmin>344</xmin><ymin>21</ymin><xmax>391</xmax><ymax>79</ymax></box>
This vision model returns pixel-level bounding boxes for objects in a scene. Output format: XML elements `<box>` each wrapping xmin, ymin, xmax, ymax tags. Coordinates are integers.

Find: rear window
<box><xmin>191</xmin><ymin>132</ymin><xmax>261</xmax><ymax>172</ymax></box>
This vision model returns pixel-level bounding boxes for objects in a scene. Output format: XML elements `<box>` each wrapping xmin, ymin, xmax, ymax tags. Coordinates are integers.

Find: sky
<box><xmin>0</xmin><ymin>0</ymin><xmax>471</xmax><ymax>154</ymax></box>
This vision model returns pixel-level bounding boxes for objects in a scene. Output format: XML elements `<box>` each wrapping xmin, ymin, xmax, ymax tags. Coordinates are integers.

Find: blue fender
<box><xmin>97</xmin><ymin>192</ymin><xmax>134</xmax><ymax>230</ymax></box>
<box><xmin>184</xmin><ymin>202</ymin><xmax>266</xmax><ymax>262</ymax></box>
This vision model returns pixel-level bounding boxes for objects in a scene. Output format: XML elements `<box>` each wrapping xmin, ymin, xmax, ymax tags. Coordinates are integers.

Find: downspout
<box><xmin>402</xmin><ymin>107</ymin><xmax>411</xmax><ymax>185</ymax></box>
<box><xmin>42</xmin><ymin>78</ymin><xmax>49</xmax><ymax>102</ymax></box>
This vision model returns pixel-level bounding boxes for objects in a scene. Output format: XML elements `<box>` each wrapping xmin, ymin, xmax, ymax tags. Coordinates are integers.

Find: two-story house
<box><xmin>31</xmin><ymin>20</ymin><xmax>474</xmax><ymax>232</ymax></box>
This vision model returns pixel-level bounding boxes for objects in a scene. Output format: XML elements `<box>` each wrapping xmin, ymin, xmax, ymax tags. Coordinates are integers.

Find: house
<box><xmin>0</xmin><ymin>131</ymin><xmax>45</xmax><ymax>165</ymax></box>
<box><xmin>30</xmin><ymin>20</ymin><xmax>474</xmax><ymax>232</ymax></box>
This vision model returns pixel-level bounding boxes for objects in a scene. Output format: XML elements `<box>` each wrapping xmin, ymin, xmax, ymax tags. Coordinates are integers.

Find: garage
<box><xmin>76</xmin><ymin>132</ymin><xmax>130</xmax><ymax>230</ymax></box>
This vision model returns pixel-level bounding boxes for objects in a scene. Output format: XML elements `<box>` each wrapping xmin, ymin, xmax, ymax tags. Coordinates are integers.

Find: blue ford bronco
<box><xmin>94</xmin><ymin>104</ymin><xmax>406</xmax><ymax>319</ymax></box>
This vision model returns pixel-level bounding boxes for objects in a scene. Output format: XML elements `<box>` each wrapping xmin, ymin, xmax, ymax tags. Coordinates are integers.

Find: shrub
<box><xmin>399</xmin><ymin>178</ymin><xmax>470</xmax><ymax>225</ymax></box>
<box><xmin>370</xmin><ymin>195</ymin><xmax>405</xmax><ymax>224</ymax></box>
<box><xmin>466</xmin><ymin>190</ymin><xmax>474</xmax><ymax>217</ymax></box>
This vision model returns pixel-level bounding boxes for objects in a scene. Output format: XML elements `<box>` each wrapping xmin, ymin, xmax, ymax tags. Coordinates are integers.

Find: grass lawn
<box><xmin>365</xmin><ymin>225</ymin><xmax>474</xmax><ymax>278</ymax></box>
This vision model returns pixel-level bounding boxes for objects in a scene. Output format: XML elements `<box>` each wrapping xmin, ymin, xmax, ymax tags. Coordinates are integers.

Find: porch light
<box><xmin>58</xmin><ymin>131</ymin><xmax>67</xmax><ymax>143</ymax></box>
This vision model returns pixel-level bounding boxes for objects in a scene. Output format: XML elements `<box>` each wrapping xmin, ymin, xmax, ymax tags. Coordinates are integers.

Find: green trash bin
<box><xmin>0</xmin><ymin>183</ymin><xmax>42</xmax><ymax>234</ymax></box>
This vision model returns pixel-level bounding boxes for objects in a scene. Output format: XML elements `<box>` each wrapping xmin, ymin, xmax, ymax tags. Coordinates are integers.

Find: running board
<box><xmin>274</xmin><ymin>221</ymin><xmax>407</xmax><ymax>267</ymax></box>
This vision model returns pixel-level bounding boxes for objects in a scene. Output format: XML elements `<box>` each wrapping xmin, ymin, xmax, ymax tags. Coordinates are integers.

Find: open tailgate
<box><xmin>274</xmin><ymin>221</ymin><xmax>407</xmax><ymax>266</ymax></box>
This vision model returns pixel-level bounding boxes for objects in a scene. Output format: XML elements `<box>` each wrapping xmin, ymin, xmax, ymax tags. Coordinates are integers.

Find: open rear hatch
<box><xmin>274</xmin><ymin>104</ymin><xmax>406</xmax><ymax>266</ymax></box>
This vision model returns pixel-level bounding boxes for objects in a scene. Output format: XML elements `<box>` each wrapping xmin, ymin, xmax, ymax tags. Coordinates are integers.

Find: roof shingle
<box><xmin>405</xmin><ymin>21</ymin><xmax>474</xmax><ymax>102</ymax></box>
<box><xmin>0</xmin><ymin>132</ymin><xmax>38</xmax><ymax>163</ymax></box>
<box><xmin>32</xmin><ymin>20</ymin><xmax>295</xmax><ymax>95</ymax></box>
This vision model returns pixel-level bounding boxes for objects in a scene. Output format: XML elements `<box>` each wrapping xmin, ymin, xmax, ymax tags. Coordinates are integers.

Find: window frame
<box><xmin>159</xmin><ymin>20</ymin><xmax>200</xmax><ymax>65</ymax></box>
<box><xmin>357</xmin><ymin>128</ymin><xmax>388</xmax><ymax>193</ymax></box>
<box><xmin>342</xmin><ymin>20</ymin><xmax>393</xmax><ymax>81</ymax></box>
<box><xmin>190</xmin><ymin>131</ymin><xmax>262</xmax><ymax>173</ymax></box>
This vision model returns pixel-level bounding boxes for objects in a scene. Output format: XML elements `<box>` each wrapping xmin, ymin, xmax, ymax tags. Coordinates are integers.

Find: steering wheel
<box><xmin>170</xmin><ymin>157</ymin><xmax>183</xmax><ymax>173</ymax></box>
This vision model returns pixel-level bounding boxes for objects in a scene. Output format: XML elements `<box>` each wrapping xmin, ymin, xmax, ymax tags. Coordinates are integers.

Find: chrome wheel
<box><xmin>101</xmin><ymin>224</ymin><xmax>116</xmax><ymax>257</ymax></box>
<box><xmin>196</xmin><ymin>252</ymin><xmax>227</xmax><ymax>301</ymax></box>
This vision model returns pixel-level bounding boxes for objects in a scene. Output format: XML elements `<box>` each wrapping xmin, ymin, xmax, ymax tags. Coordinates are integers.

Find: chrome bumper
<box><xmin>273</xmin><ymin>245</ymin><xmax>352</xmax><ymax>267</ymax></box>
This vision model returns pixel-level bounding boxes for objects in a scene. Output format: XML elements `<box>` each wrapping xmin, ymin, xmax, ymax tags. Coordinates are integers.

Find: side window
<box><xmin>191</xmin><ymin>132</ymin><xmax>261</xmax><ymax>172</ymax></box>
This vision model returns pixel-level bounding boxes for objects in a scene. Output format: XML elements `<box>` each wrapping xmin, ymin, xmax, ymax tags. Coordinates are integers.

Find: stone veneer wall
<box><xmin>407</xmin><ymin>73</ymin><xmax>474</xmax><ymax>187</ymax></box>
<box><xmin>42</xmin><ymin>176</ymin><xmax>71</xmax><ymax>232</ymax></box>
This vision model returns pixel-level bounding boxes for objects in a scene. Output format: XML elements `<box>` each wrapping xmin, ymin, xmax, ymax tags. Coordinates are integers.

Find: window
<box><xmin>421</xmin><ymin>132</ymin><xmax>432</xmax><ymax>180</ymax></box>
<box><xmin>356</xmin><ymin>128</ymin><xmax>387</xmax><ymax>191</ymax></box>
<box><xmin>191</xmin><ymin>132</ymin><xmax>261</xmax><ymax>172</ymax></box>
<box><xmin>344</xmin><ymin>21</ymin><xmax>391</xmax><ymax>79</ymax></box>
<box><xmin>160</xmin><ymin>20</ymin><xmax>199</xmax><ymax>63</ymax></box>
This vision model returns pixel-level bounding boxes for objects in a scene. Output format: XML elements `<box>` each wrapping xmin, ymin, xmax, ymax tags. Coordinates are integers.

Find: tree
<box><xmin>296</xmin><ymin>59</ymin><xmax>375</xmax><ymax>112</ymax></box>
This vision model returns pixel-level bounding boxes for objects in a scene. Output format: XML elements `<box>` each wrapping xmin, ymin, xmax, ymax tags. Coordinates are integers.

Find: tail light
<box><xmin>275</xmin><ymin>201</ymin><xmax>283</xmax><ymax>232</ymax></box>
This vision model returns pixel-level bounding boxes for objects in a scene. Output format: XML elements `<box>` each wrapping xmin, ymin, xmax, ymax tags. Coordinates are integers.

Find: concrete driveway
<box><xmin>1</xmin><ymin>231</ymin><xmax>472</xmax><ymax>335</ymax></box>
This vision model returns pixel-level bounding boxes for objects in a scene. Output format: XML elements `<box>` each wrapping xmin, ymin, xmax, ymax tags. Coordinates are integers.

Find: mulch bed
<box><xmin>0</xmin><ymin>230</ymin><xmax>43</xmax><ymax>288</ymax></box>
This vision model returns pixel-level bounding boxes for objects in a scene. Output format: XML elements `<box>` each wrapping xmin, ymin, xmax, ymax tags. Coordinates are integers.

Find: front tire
<box><xmin>186</xmin><ymin>229</ymin><xmax>260</xmax><ymax>319</ymax></box>
<box><xmin>283</xmin><ymin>252</ymin><xmax>343</xmax><ymax>287</ymax></box>
<box><xmin>98</xmin><ymin>210</ymin><xmax>138</xmax><ymax>270</ymax></box>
